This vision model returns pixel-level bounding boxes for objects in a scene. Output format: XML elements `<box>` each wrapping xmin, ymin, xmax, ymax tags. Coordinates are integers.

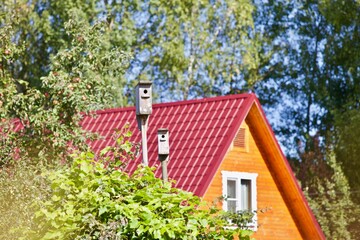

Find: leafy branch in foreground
<box><xmin>22</xmin><ymin>132</ymin><xmax>253</xmax><ymax>240</ymax></box>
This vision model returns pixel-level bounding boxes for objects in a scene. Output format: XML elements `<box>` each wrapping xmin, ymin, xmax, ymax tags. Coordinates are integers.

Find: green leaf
<box><xmin>98</xmin><ymin>206</ymin><xmax>107</xmax><ymax>216</ymax></box>
<box><xmin>199</xmin><ymin>219</ymin><xmax>208</xmax><ymax>227</ymax></box>
<box><xmin>129</xmin><ymin>219</ymin><xmax>139</xmax><ymax>229</ymax></box>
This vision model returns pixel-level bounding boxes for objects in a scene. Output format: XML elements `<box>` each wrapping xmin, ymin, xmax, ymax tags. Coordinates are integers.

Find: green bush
<box><xmin>20</xmin><ymin>136</ymin><xmax>253</xmax><ymax>239</ymax></box>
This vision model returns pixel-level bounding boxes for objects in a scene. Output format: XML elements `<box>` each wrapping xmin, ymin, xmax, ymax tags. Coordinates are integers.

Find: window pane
<box><xmin>227</xmin><ymin>179</ymin><xmax>236</xmax><ymax>198</ymax></box>
<box><xmin>227</xmin><ymin>200</ymin><xmax>237</xmax><ymax>213</ymax></box>
<box><xmin>241</xmin><ymin>179</ymin><xmax>251</xmax><ymax>211</ymax></box>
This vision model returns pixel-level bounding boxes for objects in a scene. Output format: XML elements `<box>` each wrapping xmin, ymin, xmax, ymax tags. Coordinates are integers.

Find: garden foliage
<box><xmin>21</xmin><ymin>130</ymin><xmax>253</xmax><ymax>240</ymax></box>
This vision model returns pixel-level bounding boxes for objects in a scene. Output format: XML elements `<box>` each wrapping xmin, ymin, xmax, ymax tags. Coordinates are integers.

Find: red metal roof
<box><xmin>81</xmin><ymin>93</ymin><xmax>256</xmax><ymax>196</ymax></box>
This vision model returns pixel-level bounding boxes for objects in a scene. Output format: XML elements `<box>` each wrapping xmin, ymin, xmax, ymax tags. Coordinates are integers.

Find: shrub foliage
<box><xmin>17</xmin><ymin>131</ymin><xmax>253</xmax><ymax>240</ymax></box>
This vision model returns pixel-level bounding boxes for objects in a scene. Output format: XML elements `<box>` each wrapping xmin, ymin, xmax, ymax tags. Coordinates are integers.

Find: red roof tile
<box><xmin>81</xmin><ymin>94</ymin><xmax>256</xmax><ymax>196</ymax></box>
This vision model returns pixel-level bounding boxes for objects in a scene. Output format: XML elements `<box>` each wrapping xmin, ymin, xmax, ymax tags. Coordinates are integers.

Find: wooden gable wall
<box><xmin>202</xmin><ymin>121</ymin><xmax>303</xmax><ymax>240</ymax></box>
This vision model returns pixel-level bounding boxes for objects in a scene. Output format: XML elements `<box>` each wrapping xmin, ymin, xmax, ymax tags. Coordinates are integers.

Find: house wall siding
<box><xmin>203</xmin><ymin>122</ymin><xmax>303</xmax><ymax>240</ymax></box>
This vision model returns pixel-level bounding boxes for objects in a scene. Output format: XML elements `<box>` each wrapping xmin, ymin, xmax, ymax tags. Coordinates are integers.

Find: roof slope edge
<box><xmin>198</xmin><ymin>94</ymin><xmax>256</xmax><ymax>196</ymax></box>
<box><xmin>246</xmin><ymin>99</ymin><xmax>325</xmax><ymax>240</ymax></box>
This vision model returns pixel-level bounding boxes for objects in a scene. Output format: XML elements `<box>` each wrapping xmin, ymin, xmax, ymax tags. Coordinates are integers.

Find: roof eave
<box><xmin>247</xmin><ymin>98</ymin><xmax>325</xmax><ymax>240</ymax></box>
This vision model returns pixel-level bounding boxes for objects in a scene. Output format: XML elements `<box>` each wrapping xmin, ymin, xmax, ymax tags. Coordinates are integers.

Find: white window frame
<box><xmin>222</xmin><ymin>171</ymin><xmax>258</xmax><ymax>230</ymax></box>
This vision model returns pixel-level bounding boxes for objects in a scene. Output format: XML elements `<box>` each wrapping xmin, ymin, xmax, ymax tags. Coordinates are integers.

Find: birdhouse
<box><xmin>157</xmin><ymin>128</ymin><xmax>170</xmax><ymax>156</ymax></box>
<box><xmin>135</xmin><ymin>81</ymin><xmax>152</xmax><ymax>116</ymax></box>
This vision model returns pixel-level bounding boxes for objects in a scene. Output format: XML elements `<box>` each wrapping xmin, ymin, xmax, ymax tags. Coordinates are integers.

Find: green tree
<box><xmin>125</xmin><ymin>0</ymin><xmax>262</xmax><ymax>100</ymax></box>
<box><xmin>253</xmin><ymin>0</ymin><xmax>359</xmax><ymax>157</ymax></box>
<box><xmin>334</xmin><ymin>109</ymin><xmax>360</xmax><ymax>202</ymax></box>
<box><xmin>1</xmin><ymin>0</ymin><xmax>270</xmax><ymax>102</ymax></box>
<box><xmin>252</xmin><ymin>0</ymin><xmax>329</xmax><ymax>156</ymax></box>
<box><xmin>253</xmin><ymin>0</ymin><xmax>360</xmax><ymax>201</ymax></box>
<box><xmin>319</xmin><ymin>0</ymin><xmax>360</xmax><ymax>206</ymax></box>
<box><xmin>333</xmin><ymin>109</ymin><xmax>360</xmax><ymax>236</ymax></box>
<box><xmin>0</xmin><ymin>17</ymin><xmax>129</xmax><ymax>165</ymax></box>
<box><xmin>289</xmin><ymin>129</ymin><xmax>357</xmax><ymax>238</ymax></box>
<box><xmin>304</xmin><ymin>153</ymin><xmax>356</xmax><ymax>239</ymax></box>
<box><xmin>0</xmin><ymin>0</ymin><xmax>130</xmax><ymax>106</ymax></box>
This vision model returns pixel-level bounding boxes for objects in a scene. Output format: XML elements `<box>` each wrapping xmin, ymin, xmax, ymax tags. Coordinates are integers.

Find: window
<box><xmin>222</xmin><ymin>171</ymin><xmax>258</xmax><ymax>228</ymax></box>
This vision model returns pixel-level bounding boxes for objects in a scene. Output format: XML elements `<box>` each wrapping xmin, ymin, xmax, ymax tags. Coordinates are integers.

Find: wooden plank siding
<box><xmin>202</xmin><ymin>121</ymin><xmax>303</xmax><ymax>239</ymax></box>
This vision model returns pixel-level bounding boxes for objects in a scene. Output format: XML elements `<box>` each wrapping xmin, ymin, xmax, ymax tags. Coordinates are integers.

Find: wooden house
<box><xmin>81</xmin><ymin>93</ymin><xmax>325</xmax><ymax>239</ymax></box>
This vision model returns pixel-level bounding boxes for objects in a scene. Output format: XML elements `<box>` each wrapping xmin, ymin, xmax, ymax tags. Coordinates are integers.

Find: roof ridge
<box><xmin>95</xmin><ymin>93</ymin><xmax>255</xmax><ymax>115</ymax></box>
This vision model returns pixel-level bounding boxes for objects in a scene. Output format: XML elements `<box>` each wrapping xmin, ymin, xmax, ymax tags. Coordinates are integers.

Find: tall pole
<box><xmin>135</xmin><ymin>80</ymin><xmax>152</xmax><ymax>167</ymax></box>
<box><xmin>140</xmin><ymin>117</ymin><xmax>149</xmax><ymax>166</ymax></box>
<box><xmin>160</xmin><ymin>156</ymin><xmax>169</xmax><ymax>182</ymax></box>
